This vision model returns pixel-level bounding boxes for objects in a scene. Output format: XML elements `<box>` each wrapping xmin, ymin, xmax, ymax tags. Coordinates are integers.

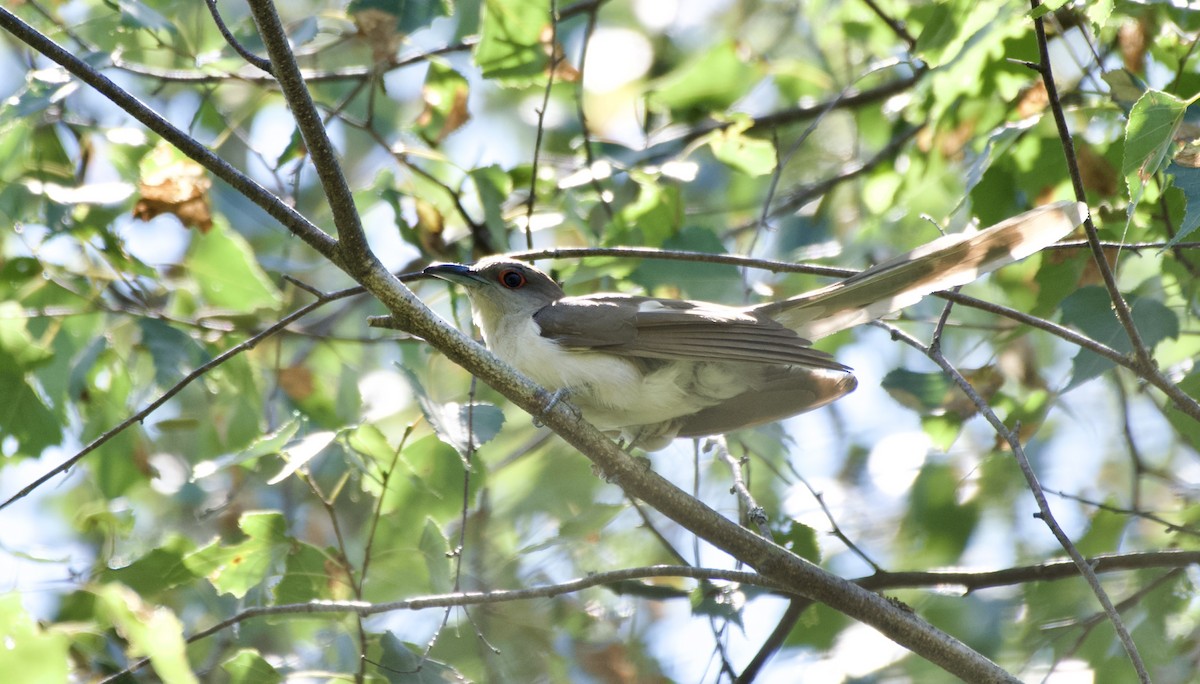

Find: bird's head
<box><xmin>423</xmin><ymin>256</ymin><xmax>565</xmax><ymax>333</ymax></box>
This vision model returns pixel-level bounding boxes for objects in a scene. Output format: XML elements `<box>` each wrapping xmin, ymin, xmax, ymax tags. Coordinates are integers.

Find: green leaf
<box><xmin>269</xmin><ymin>430</ymin><xmax>337</xmax><ymax>484</ymax></box>
<box><xmin>236</xmin><ymin>419</ymin><xmax>302</xmax><ymax>465</ymax></box>
<box><xmin>776</xmin><ymin>520</ymin><xmax>821</xmax><ymax>564</ymax></box>
<box><xmin>1060</xmin><ymin>287</ymin><xmax>1179</xmax><ymax>388</ymax></box>
<box><xmin>399</xmin><ymin>365</ymin><xmax>505</xmax><ymax>458</ymax></box>
<box><xmin>0</xmin><ymin>371</ymin><xmax>61</xmax><ymax>457</ymax></box>
<box><xmin>476</xmin><ymin>0</ymin><xmax>549</xmax><ymax>85</ymax></box>
<box><xmin>0</xmin><ymin>301</ymin><xmax>53</xmax><ymax>372</ymax></box>
<box><xmin>0</xmin><ymin>594</ymin><xmax>69</xmax><ymax>684</ymax></box>
<box><xmin>468</xmin><ymin>165</ymin><xmax>513</xmax><ymax>250</ymax></box>
<box><xmin>1122</xmin><ymin>90</ymin><xmax>1187</xmax><ymax>197</ymax></box>
<box><xmin>183</xmin><ymin>512</ymin><xmax>291</xmax><ymax>598</ymax></box>
<box><xmin>690</xmin><ymin>582</ymin><xmax>745</xmax><ymax>628</ymax></box>
<box><xmin>705</xmin><ymin>120</ymin><xmax>776</xmax><ymax>177</ymax></box>
<box><xmin>614</xmin><ymin>179</ymin><xmax>682</xmax><ymax>247</ymax></box>
<box><xmin>1166</xmin><ymin>158</ymin><xmax>1200</xmax><ymax>245</ymax></box>
<box><xmin>1074</xmin><ymin>505</ymin><xmax>1127</xmax><ymax>557</ymax></box>
<box><xmin>348</xmin><ymin>0</ymin><xmax>452</xmax><ymax>35</ymax></box>
<box><xmin>1164</xmin><ymin>371</ymin><xmax>1200</xmax><ymax>448</ymax></box>
<box><xmin>425</xmin><ymin>401</ymin><xmax>505</xmax><ymax>459</ymax></box>
<box><xmin>1102</xmin><ymin>69</ymin><xmax>1145</xmax><ymax>111</ymax></box>
<box><xmin>222</xmin><ymin>649</ymin><xmax>283</xmax><ymax>684</ymax></box>
<box><xmin>417</xmin><ymin>62</ymin><xmax>471</xmax><ymax>144</ymax></box>
<box><xmin>187</xmin><ymin>221</ymin><xmax>282</xmax><ymax>313</ymax></box>
<box><xmin>94</xmin><ymin>584</ymin><xmax>198</xmax><ymax>684</ymax></box>
<box><xmin>114</xmin><ymin>0</ymin><xmax>179</xmax><ymax>35</ymax></box>
<box><xmin>274</xmin><ymin>542</ymin><xmax>333</xmax><ymax>604</ymax></box>
<box><xmin>346</xmin><ymin>422</ymin><xmax>398</xmax><ymax>465</ymax></box>
<box><xmin>904</xmin><ymin>462</ymin><xmax>980</xmax><ymax>563</ymax></box>
<box><xmin>1027</xmin><ymin>0</ymin><xmax>1069</xmax><ymax>19</ymax></box>
<box><xmin>628</xmin><ymin>228</ymin><xmax>741</xmax><ymax>301</ymax></box>
<box><xmin>419</xmin><ymin>518</ymin><xmax>453</xmax><ymax>594</ymax></box>
<box><xmin>648</xmin><ymin>40</ymin><xmax>760</xmax><ymax>115</ymax></box>
<box><xmin>377</xmin><ymin>633</ymin><xmax>467</xmax><ymax>683</ymax></box>
<box><xmin>137</xmin><ymin>319</ymin><xmax>209</xmax><ymax>388</ymax></box>
<box><xmin>920</xmin><ymin>414</ymin><xmax>965</xmax><ymax>452</ymax></box>
<box><xmin>101</xmin><ymin>535</ymin><xmax>198</xmax><ymax>595</ymax></box>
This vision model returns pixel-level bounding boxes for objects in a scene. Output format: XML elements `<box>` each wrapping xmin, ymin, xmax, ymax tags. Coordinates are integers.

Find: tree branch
<box><xmin>879</xmin><ymin>320</ymin><xmax>1151</xmax><ymax>684</ymax></box>
<box><xmin>0</xmin><ymin>7</ymin><xmax>341</xmax><ymax>265</ymax></box>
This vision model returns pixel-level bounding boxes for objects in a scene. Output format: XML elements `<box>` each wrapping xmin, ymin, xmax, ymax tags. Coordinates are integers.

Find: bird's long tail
<box><xmin>758</xmin><ymin>201</ymin><xmax>1088</xmax><ymax>340</ymax></box>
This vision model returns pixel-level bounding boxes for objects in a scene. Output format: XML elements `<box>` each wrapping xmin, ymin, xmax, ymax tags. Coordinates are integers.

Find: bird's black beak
<box><xmin>422</xmin><ymin>262</ymin><xmax>480</xmax><ymax>286</ymax></box>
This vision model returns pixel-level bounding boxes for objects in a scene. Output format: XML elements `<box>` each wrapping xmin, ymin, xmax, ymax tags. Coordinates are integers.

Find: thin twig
<box><xmin>0</xmin><ymin>7</ymin><xmax>341</xmax><ymax>263</ymax></box>
<box><xmin>100</xmin><ymin>550</ymin><xmax>1200</xmax><ymax>682</ymax></box>
<box><xmin>569</xmin><ymin>3</ymin><xmax>614</xmax><ymax>221</ymax></box>
<box><xmin>1030</xmin><ymin>0</ymin><xmax>1153</xmax><ymax>372</ymax></box>
<box><xmin>523</xmin><ymin>0</ymin><xmax>564</xmax><ymax>250</ymax></box>
<box><xmin>877</xmin><ymin>320</ymin><xmax>1151</xmax><ymax>684</ymax></box>
<box><xmin>244</xmin><ymin>0</ymin><xmax>371</xmax><ymax>268</ymax></box>
<box><xmin>203</xmin><ymin>0</ymin><xmax>272</xmax><ymax>73</ymax></box>
<box><xmin>708</xmin><ymin>438</ymin><xmax>772</xmax><ymax>538</ymax></box>
<box><xmin>0</xmin><ymin>286</ymin><xmax>361</xmax><ymax>511</ymax></box>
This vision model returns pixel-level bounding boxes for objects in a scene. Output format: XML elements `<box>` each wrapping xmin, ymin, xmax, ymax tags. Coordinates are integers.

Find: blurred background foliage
<box><xmin>1</xmin><ymin>0</ymin><xmax>1200</xmax><ymax>681</ymax></box>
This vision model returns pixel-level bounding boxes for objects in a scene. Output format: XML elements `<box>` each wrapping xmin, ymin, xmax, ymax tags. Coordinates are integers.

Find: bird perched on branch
<box><xmin>425</xmin><ymin>201</ymin><xmax>1087</xmax><ymax>450</ymax></box>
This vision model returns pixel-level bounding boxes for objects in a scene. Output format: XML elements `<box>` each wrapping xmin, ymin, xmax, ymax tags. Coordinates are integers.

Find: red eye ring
<box><xmin>498</xmin><ymin>269</ymin><xmax>526</xmax><ymax>289</ymax></box>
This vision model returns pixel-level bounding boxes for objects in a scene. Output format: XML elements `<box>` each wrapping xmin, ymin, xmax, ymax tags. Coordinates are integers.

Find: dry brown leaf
<box><xmin>133</xmin><ymin>149</ymin><xmax>213</xmax><ymax>233</ymax></box>
<box><xmin>278</xmin><ymin>366</ymin><xmax>314</xmax><ymax>401</ymax></box>
<box><xmin>1118</xmin><ymin>18</ymin><xmax>1149</xmax><ymax>75</ymax></box>
<box><xmin>354</xmin><ymin>8</ymin><xmax>403</xmax><ymax>64</ymax></box>
<box><xmin>1015</xmin><ymin>80</ymin><xmax>1048</xmax><ymax>118</ymax></box>
<box><xmin>417</xmin><ymin>81</ymin><xmax>470</xmax><ymax>143</ymax></box>
<box><xmin>540</xmin><ymin>24</ymin><xmax>581</xmax><ymax>82</ymax></box>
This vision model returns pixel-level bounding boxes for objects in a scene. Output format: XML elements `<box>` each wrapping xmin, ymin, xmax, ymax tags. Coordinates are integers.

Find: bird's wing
<box><xmin>533</xmin><ymin>295</ymin><xmax>848</xmax><ymax>370</ymax></box>
<box><xmin>674</xmin><ymin>366</ymin><xmax>858</xmax><ymax>438</ymax></box>
<box><xmin>758</xmin><ymin>200</ymin><xmax>1088</xmax><ymax>339</ymax></box>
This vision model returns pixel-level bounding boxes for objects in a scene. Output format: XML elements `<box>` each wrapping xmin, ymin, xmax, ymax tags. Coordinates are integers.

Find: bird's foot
<box><xmin>533</xmin><ymin>388</ymin><xmax>579</xmax><ymax>427</ymax></box>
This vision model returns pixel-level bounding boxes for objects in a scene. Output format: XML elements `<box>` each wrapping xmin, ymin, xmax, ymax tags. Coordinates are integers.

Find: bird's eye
<box><xmin>498</xmin><ymin>269</ymin><xmax>526</xmax><ymax>289</ymax></box>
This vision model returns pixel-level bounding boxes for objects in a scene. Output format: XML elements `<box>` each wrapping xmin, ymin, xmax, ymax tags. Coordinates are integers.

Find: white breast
<box><xmin>478</xmin><ymin>312</ymin><xmax>722</xmax><ymax>432</ymax></box>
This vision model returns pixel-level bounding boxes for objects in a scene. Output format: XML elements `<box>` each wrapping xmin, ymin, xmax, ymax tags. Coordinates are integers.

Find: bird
<box><xmin>423</xmin><ymin>201</ymin><xmax>1087</xmax><ymax>450</ymax></box>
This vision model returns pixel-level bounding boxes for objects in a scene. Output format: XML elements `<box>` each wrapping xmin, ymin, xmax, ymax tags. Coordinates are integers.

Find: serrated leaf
<box><xmin>398</xmin><ymin>365</ymin><xmax>505</xmax><ymax>458</ymax></box>
<box><xmin>1123</xmin><ymin>90</ymin><xmax>1187</xmax><ymax>198</ymax></box>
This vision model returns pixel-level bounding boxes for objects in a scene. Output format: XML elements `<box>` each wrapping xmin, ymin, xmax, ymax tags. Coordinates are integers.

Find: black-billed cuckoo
<box><xmin>425</xmin><ymin>201</ymin><xmax>1086</xmax><ymax>450</ymax></box>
